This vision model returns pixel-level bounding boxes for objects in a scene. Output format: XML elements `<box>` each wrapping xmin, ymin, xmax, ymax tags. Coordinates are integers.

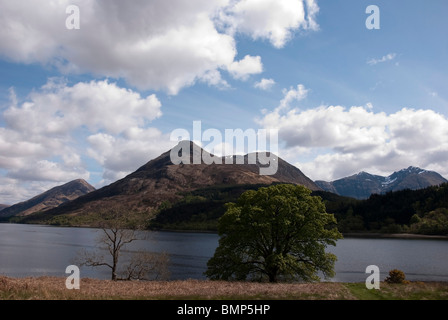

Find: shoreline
<box><xmin>2</xmin><ymin>222</ymin><xmax>448</xmax><ymax>239</ymax></box>
<box><xmin>342</xmin><ymin>232</ymin><xmax>448</xmax><ymax>240</ymax></box>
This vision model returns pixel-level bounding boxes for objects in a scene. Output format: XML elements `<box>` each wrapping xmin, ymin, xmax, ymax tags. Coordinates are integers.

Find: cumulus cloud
<box><xmin>87</xmin><ymin>127</ymin><xmax>173</xmax><ymax>185</ymax></box>
<box><xmin>258</xmin><ymin>86</ymin><xmax>448</xmax><ymax>181</ymax></box>
<box><xmin>222</xmin><ymin>0</ymin><xmax>319</xmax><ymax>48</ymax></box>
<box><xmin>4</xmin><ymin>79</ymin><xmax>162</xmax><ymax>136</ymax></box>
<box><xmin>0</xmin><ymin>79</ymin><xmax>168</xmax><ymax>203</ymax></box>
<box><xmin>254</xmin><ymin>78</ymin><xmax>276</xmax><ymax>90</ymax></box>
<box><xmin>227</xmin><ymin>55</ymin><xmax>263</xmax><ymax>80</ymax></box>
<box><xmin>0</xmin><ymin>0</ymin><xmax>319</xmax><ymax>94</ymax></box>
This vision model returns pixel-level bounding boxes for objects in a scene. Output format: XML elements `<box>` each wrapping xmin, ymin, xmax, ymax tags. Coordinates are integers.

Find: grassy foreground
<box><xmin>1</xmin><ymin>276</ymin><xmax>448</xmax><ymax>300</ymax></box>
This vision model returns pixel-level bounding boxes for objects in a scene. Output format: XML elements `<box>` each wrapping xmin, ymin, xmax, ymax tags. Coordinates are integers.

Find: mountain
<box><xmin>0</xmin><ymin>204</ymin><xmax>9</xmax><ymax>211</ymax></box>
<box><xmin>37</xmin><ymin>141</ymin><xmax>320</xmax><ymax>219</ymax></box>
<box><xmin>315</xmin><ymin>166</ymin><xmax>447</xmax><ymax>199</ymax></box>
<box><xmin>0</xmin><ymin>179</ymin><xmax>96</xmax><ymax>217</ymax></box>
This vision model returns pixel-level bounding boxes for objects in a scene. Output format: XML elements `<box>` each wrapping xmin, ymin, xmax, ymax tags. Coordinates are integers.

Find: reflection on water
<box><xmin>1</xmin><ymin>223</ymin><xmax>448</xmax><ymax>282</ymax></box>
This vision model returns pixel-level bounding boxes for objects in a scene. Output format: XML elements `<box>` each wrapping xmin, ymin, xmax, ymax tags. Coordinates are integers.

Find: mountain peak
<box><xmin>0</xmin><ymin>179</ymin><xmax>95</xmax><ymax>217</ymax></box>
<box><xmin>39</xmin><ymin>144</ymin><xmax>320</xmax><ymax>218</ymax></box>
<box><xmin>396</xmin><ymin>166</ymin><xmax>426</xmax><ymax>174</ymax></box>
<box><xmin>316</xmin><ymin>167</ymin><xmax>447</xmax><ymax>199</ymax></box>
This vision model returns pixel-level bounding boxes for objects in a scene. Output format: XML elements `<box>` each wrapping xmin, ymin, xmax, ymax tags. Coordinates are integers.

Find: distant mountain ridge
<box><xmin>0</xmin><ymin>179</ymin><xmax>95</xmax><ymax>217</ymax></box>
<box><xmin>315</xmin><ymin>166</ymin><xmax>447</xmax><ymax>199</ymax></box>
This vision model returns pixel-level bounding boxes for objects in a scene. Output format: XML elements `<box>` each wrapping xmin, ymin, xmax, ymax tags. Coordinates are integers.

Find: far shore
<box><xmin>342</xmin><ymin>232</ymin><xmax>448</xmax><ymax>240</ymax></box>
<box><xmin>1</xmin><ymin>221</ymin><xmax>448</xmax><ymax>240</ymax></box>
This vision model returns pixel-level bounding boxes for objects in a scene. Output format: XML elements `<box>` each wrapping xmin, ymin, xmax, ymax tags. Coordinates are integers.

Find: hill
<box><xmin>15</xmin><ymin>141</ymin><xmax>320</xmax><ymax>225</ymax></box>
<box><xmin>0</xmin><ymin>179</ymin><xmax>95</xmax><ymax>218</ymax></box>
<box><xmin>315</xmin><ymin>167</ymin><xmax>447</xmax><ymax>199</ymax></box>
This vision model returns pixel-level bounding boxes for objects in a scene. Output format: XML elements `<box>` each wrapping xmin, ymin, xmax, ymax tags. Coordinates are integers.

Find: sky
<box><xmin>0</xmin><ymin>0</ymin><xmax>447</xmax><ymax>204</ymax></box>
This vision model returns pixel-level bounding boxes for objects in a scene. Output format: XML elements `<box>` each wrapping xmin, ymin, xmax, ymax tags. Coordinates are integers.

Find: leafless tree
<box><xmin>123</xmin><ymin>251</ymin><xmax>170</xmax><ymax>281</ymax></box>
<box><xmin>75</xmin><ymin>206</ymin><xmax>170</xmax><ymax>281</ymax></box>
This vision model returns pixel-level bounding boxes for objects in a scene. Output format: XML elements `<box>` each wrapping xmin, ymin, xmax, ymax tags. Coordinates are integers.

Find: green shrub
<box><xmin>385</xmin><ymin>269</ymin><xmax>407</xmax><ymax>284</ymax></box>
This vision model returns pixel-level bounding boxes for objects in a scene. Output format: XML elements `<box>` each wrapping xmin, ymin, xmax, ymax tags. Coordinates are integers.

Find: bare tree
<box><xmin>75</xmin><ymin>206</ymin><xmax>170</xmax><ymax>281</ymax></box>
<box><xmin>123</xmin><ymin>251</ymin><xmax>170</xmax><ymax>281</ymax></box>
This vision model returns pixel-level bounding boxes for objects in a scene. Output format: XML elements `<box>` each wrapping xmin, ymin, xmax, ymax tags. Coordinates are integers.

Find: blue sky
<box><xmin>0</xmin><ymin>0</ymin><xmax>447</xmax><ymax>204</ymax></box>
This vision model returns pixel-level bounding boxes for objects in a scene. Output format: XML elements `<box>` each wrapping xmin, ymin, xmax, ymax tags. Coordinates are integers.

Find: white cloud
<box><xmin>0</xmin><ymin>0</ymin><xmax>319</xmax><ymax>94</ymax></box>
<box><xmin>367</xmin><ymin>53</ymin><xmax>397</xmax><ymax>66</ymax></box>
<box><xmin>227</xmin><ymin>55</ymin><xmax>263</xmax><ymax>80</ymax></box>
<box><xmin>258</xmin><ymin>87</ymin><xmax>448</xmax><ymax>181</ymax></box>
<box><xmin>4</xmin><ymin>79</ymin><xmax>162</xmax><ymax>136</ymax></box>
<box><xmin>0</xmin><ymin>79</ymin><xmax>167</xmax><ymax>203</ymax></box>
<box><xmin>87</xmin><ymin>127</ymin><xmax>173</xmax><ymax>185</ymax></box>
<box><xmin>278</xmin><ymin>84</ymin><xmax>309</xmax><ymax>110</ymax></box>
<box><xmin>223</xmin><ymin>0</ymin><xmax>319</xmax><ymax>48</ymax></box>
<box><xmin>254</xmin><ymin>78</ymin><xmax>276</xmax><ymax>90</ymax></box>
<box><xmin>7</xmin><ymin>160</ymin><xmax>89</xmax><ymax>182</ymax></box>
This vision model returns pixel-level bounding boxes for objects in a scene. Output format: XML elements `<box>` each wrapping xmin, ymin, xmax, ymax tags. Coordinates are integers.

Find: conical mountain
<box><xmin>44</xmin><ymin>141</ymin><xmax>320</xmax><ymax>217</ymax></box>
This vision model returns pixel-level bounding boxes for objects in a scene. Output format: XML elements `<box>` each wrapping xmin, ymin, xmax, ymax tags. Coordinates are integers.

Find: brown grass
<box><xmin>2</xmin><ymin>276</ymin><xmax>447</xmax><ymax>300</ymax></box>
<box><xmin>0</xmin><ymin>276</ymin><xmax>355</xmax><ymax>300</ymax></box>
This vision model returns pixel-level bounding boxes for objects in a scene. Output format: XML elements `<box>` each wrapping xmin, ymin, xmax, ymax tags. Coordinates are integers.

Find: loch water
<box><xmin>1</xmin><ymin>223</ymin><xmax>448</xmax><ymax>282</ymax></box>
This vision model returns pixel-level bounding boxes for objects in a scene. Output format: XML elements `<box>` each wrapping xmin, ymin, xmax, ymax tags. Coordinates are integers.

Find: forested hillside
<box><xmin>152</xmin><ymin>183</ymin><xmax>448</xmax><ymax>235</ymax></box>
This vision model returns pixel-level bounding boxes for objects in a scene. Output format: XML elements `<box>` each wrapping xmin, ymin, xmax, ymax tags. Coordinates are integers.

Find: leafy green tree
<box><xmin>205</xmin><ymin>184</ymin><xmax>343</xmax><ymax>283</ymax></box>
<box><xmin>410</xmin><ymin>208</ymin><xmax>448</xmax><ymax>235</ymax></box>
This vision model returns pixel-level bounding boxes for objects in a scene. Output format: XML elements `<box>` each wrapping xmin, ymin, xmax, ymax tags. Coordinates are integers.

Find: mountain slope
<box><xmin>0</xmin><ymin>204</ymin><xmax>9</xmax><ymax>212</ymax></box>
<box><xmin>0</xmin><ymin>179</ymin><xmax>96</xmax><ymax>217</ymax></box>
<box><xmin>40</xmin><ymin>141</ymin><xmax>320</xmax><ymax>218</ymax></box>
<box><xmin>316</xmin><ymin>167</ymin><xmax>447</xmax><ymax>199</ymax></box>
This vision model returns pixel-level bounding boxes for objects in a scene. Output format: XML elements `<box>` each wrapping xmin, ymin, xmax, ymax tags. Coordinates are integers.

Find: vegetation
<box><xmin>150</xmin><ymin>183</ymin><xmax>448</xmax><ymax>236</ymax></box>
<box><xmin>1</xmin><ymin>276</ymin><xmax>447</xmax><ymax>300</ymax></box>
<box><xmin>149</xmin><ymin>183</ymin><xmax>274</xmax><ymax>231</ymax></box>
<box><xmin>3</xmin><ymin>182</ymin><xmax>448</xmax><ymax>237</ymax></box>
<box><xmin>205</xmin><ymin>184</ymin><xmax>343</xmax><ymax>282</ymax></box>
<box><xmin>385</xmin><ymin>269</ymin><xmax>408</xmax><ymax>284</ymax></box>
<box><xmin>317</xmin><ymin>183</ymin><xmax>448</xmax><ymax>235</ymax></box>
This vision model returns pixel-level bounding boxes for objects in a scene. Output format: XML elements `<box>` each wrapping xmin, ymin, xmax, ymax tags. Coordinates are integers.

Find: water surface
<box><xmin>1</xmin><ymin>223</ymin><xmax>448</xmax><ymax>282</ymax></box>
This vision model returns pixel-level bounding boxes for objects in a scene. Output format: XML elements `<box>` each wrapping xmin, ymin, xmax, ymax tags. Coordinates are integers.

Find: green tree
<box><xmin>205</xmin><ymin>184</ymin><xmax>343</xmax><ymax>283</ymax></box>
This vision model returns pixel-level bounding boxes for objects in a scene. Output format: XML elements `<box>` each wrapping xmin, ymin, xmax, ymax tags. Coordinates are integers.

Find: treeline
<box><xmin>4</xmin><ymin>182</ymin><xmax>447</xmax><ymax>236</ymax></box>
<box><xmin>322</xmin><ymin>183</ymin><xmax>448</xmax><ymax>235</ymax></box>
<box><xmin>152</xmin><ymin>183</ymin><xmax>448</xmax><ymax>236</ymax></box>
<box><xmin>150</xmin><ymin>184</ymin><xmax>272</xmax><ymax>231</ymax></box>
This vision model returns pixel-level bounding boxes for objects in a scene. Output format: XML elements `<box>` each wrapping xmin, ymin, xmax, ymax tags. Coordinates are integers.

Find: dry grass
<box><xmin>0</xmin><ymin>276</ymin><xmax>354</xmax><ymax>300</ymax></box>
<box><xmin>2</xmin><ymin>276</ymin><xmax>447</xmax><ymax>300</ymax></box>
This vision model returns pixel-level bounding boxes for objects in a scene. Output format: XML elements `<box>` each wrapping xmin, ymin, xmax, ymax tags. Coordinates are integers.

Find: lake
<box><xmin>1</xmin><ymin>223</ymin><xmax>448</xmax><ymax>282</ymax></box>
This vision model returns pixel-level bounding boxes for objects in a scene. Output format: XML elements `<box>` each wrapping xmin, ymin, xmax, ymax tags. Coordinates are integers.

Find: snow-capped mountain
<box><xmin>315</xmin><ymin>166</ymin><xmax>447</xmax><ymax>199</ymax></box>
